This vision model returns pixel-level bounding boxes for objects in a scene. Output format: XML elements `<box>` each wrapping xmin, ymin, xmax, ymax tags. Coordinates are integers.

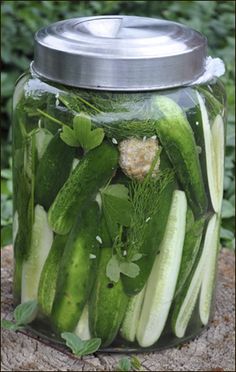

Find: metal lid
<box><xmin>32</xmin><ymin>15</ymin><xmax>207</xmax><ymax>91</ymax></box>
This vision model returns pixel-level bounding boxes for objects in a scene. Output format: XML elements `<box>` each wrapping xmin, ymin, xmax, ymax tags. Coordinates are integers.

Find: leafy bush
<box><xmin>1</xmin><ymin>0</ymin><xmax>235</xmax><ymax>248</ymax></box>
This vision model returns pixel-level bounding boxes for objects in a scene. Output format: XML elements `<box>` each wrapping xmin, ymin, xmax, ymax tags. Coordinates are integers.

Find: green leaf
<box><xmin>220</xmin><ymin>227</ymin><xmax>234</xmax><ymax>240</ymax></box>
<box><xmin>222</xmin><ymin>199</ymin><xmax>235</xmax><ymax>219</ymax></box>
<box><xmin>14</xmin><ymin>300</ymin><xmax>38</xmax><ymax>325</ymax></box>
<box><xmin>61</xmin><ymin>332</ymin><xmax>83</xmax><ymax>354</ymax></box>
<box><xmin>1</xmin><ymin>319</ymin><xmax>22</xmax><ymax>331</ymax></box>
<box><xmin>60</xmin><ymin>113</ymin><xmax>104</xmax><ymax>151</ymax></box>
<box><xmin>75</xmin><ymin>338</ymin><xmax>101</xmax><ymax>356</ymax></box>
<box><xmin>106</xmin><ymin>254</ymin><xmax>121</xmax><ymax>283</ymax></box>
<box><xmin>101</xmin><ymin>184</ymin><xmax>132</xmax><ymax>239</ymax></box>
<box><xmin>74</xmin><ymin>114</ymin><xmax>104</xmax><ymax>152</ymax></box>
<box><xmin>131</xmin><ymin>253</ymin><xmax>143</xmax><ymax>262</ymax></box>
<box><xmin>60</xmin><ymin>125</ymin><xmax>80</xmax><ymax>147</ymax></box>
<box><xmin>61</xmin><ymin>332</ymin><xmax>101</xmax><ymax>356</ymax></box>
<box><xmin>116</xmin><ymin>357</ymin><xmax>132</xmax><ymax>371</ymax></box>
<box><xmin>1</xmin><ymin>225</ymin><xmax>12</xmax><ymax>247</ymax></box>
<box><xmin>120</xmin><ymin>262</ymin><xmax>140</xmax><ymax>278</ymax></box>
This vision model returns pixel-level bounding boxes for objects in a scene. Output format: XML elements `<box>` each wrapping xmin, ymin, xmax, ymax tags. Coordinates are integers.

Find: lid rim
<box><xmin>33</xmin><ymin>15</ymin><xmax>208</xmax><ymax>91</ymax></box>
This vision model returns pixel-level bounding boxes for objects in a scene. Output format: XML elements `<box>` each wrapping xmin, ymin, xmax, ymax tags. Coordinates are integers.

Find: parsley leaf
<box><xmin>60</xmin><ymin>125</ymin><xmax>80</xmax><ymax>147</ymax></box>
<box><xmin>119</xmin><ymin>262</ymin><xmax>140</xmax><ymax>278</ymax></box>
<box><xmin>60</xmin><ymin>113</ymin><xmax>104</xmax><ymax>151</ymax></box>
<box><xmin>61</xmin><ymin>332</ymin><xmax>101</xmax><ymax>356</ymax></box>
<box><xmin>106</xmin><ymin>254</ymin><xmax>141</xmax><ymax>283</ymax></box>
<box><xmin>106</xmin><ymin>254</ymin><xmax>121</xmax><ymax>283</ymax></box>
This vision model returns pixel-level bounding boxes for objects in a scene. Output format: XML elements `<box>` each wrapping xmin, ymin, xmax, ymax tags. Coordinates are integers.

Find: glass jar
<box><xmin>12</xmin><ymin>16</ymin><xmax>226</xmax><ymax>352</ymax></box>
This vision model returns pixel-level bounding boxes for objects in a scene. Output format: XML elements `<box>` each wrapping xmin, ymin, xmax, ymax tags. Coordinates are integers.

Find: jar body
<box><xmin>12</xmin><ymin>71</ymin><xmax>226</xmax><ymax>351</ymax></box>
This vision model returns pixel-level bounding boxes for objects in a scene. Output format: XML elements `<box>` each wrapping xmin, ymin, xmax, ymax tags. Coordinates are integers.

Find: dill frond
<box><xmin>126</xmin><ymin>152</ymin><xmax>174</xmax><ymax>260</ymax></box>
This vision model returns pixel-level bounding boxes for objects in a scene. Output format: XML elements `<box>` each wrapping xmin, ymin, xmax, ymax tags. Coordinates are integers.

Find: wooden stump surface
<box><xmin>1</xmin><ymin>246</ymin><xmax>235</xmax><ymax>371</ymax></box>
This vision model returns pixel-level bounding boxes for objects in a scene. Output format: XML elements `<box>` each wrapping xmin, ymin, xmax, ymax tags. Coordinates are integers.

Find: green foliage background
<box><xmin>1</xmin><ymin>1</ymin><xmax>235</xmax><ymax>248</ymax></box>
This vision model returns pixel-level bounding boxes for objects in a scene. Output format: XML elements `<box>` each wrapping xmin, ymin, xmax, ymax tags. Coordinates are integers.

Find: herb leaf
<box><xmin>119</xmin><ymin>262</ymin><xmax>140</xmax><ymax>278</ymax></box>
<box><xmin>14</xmin><ymin>300</ymin><xmax>38</xmax><ymax>325</ymax></box>
<box><xmin>131</xmin><ymin>253</ymin><xmax>143</xmax><ymax>262</ymax></box>
<box><xmin>60</xmin><ymin>113</ymin><xmax>104</xmax><ymax>151</ymax></box>
<box><xmin>61</xmin><ymin>332</ymin><xmax>101</xmax><ymax>356</ymax></box>
<box><xmin>106</xmin><ymin>254</ymin><xmax>121</xmax><ymax>283</ymax></box>
<box><xmin>101</xmin><ymin>184</ymin><xmax>132</xmax><ymax>239</ymax></box>
<box><xmin>106</xmin><ymin>255</ymin><xmax>140</xmax><ymax>282</ymax></box>
<box><xmin>74</xmin><ymin>114</ymin><xmax>104</xmax><ymax>152</ymax></box>
<box><xmin>60</xmin><ymin>125</ymin><xmax>80</xmax><ymax>147</ymax></box>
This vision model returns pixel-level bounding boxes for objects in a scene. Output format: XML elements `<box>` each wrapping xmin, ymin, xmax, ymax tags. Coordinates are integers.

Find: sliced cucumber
<box><xmin>136</xmin><ymin>190</ymin><xmax>187</xmax><ymax>347</ymax></box>
<box><xmin>211</xmin><ymin>114</ymin><xmax>224</xmax><ymax>211</ymax></box>
<box><xmin>74</xmin><ymin>305</ymin><xmax>91</xmax><ymax>340</ymax></box>
<box><xmin>13</xmin><ymin>211</ymin><xmax>19</xmax><ymax>244</ymax></box>
<box><xmin>172</xmin><ymin>250</ymin><xmax>204</xmax><ymax>338</ymax></box>
<box><xmin>196</xmin><ymin>92</ymin><xmax>224</xmax><ymax>213</ymax></box>
<box><xmin>21</xmin><ymin>205</ymin><xmax>53</xmax><ymax>303</ymax></box>
<box><xmin>172</xmin><ymin>213</ymin><xmax>218</xmax><ymax>337</ymax></box>
<box><xmin>199</xmin><ymin>214</ymin><xmax>220</xmax><ymax>325</ymax></box>
<box><xmin>120</xmin><ymin>286</ymin><xmax>146</xmax><ymax>342</ymax></box>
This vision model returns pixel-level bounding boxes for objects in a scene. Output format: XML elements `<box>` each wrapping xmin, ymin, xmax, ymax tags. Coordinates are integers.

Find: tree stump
<box><xmin>1</xmin><ymin>246</ymin><xmax>235</xmax><ymax>371</ymax></box>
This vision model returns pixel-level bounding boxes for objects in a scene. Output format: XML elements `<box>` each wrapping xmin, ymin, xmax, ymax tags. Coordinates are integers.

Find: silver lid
<box><xmin>32</xmin><ymin>15</ymin><xmax>207</xmax><ymax>91</ymax></box>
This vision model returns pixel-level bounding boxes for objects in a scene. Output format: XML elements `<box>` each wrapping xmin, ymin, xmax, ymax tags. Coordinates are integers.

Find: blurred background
<box><xmin>1</xmin><ymin>1</ymin><xmax>235</xmax><ymax>248</ymax></box>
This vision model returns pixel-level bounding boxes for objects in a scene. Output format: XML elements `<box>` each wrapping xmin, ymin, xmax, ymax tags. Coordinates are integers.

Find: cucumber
<box><xmin>89</xmin><ymin>247</ymin><xmax>129</xmax><ymax>347</ymax></box>
<box><xmin>136</xmin><ymin>190</ymin><xmax>187</xmax><ymax>347</ymax></box>
<box><xmin>74</xmin><ymin>304</ymin><xmax>91</xmax><ymax>340</ymax></box>
<box><xmin>195</xmin><ymin>92</ymin><xmax>224</xmax><ymax>213</ymax></box>
<box><xmin>174</xmin><ymin>211</ymin><xmax>205</xmax><ymax>298</ymax></box>
<box><xmin>38</xmin><ymin>234</ymin><xmax>67</xmax><ymax>317</ymax></box>
<box><xmin>48</xmin><ymin>142</ymin><xmax>118</xmax><ymax>235</ymax></box>
<box><xmin>51</xmin><ymin>202</ymin><xmax>100</xmax><ymax>333</ymax></box>
<box><xmin>172</xmin><ymin>214</ymin><xmax>218</xmax><ymax>337</ymax></box>
<box><xmin>120</xmin><ymin>286</ymin><xmax>146</xmax><ymax>342</ymax></box>
<box><xmin>199</xmin><ymin>214</ymin><xmax>220</xmax><ymax>325</ymax></box>
<box><xmin>21</xmin><ymin>205</ymin><xmax>53</xmax><ymax>303</ymax></box>
<box><xmin>153</xmin><ymin>95</ymin><xmax>207</xmax><ymax>218</ymax></box>
<box><xmin>122</xmin><ymin>153</ymin><xmax>176</xmax><ymax>295</ymax></box>
<box><xmin>35</xmin><ymin>133</ymin><xmax>75</xmax><ymax>211</ymax></box>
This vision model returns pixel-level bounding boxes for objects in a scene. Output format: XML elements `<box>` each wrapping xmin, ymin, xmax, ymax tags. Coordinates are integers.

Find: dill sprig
<box><xmin>57</xmin><ymin>91</ymin><xmax>156</xmax><ymax>140</ymax></box>
<box><xmin>126</xmin><ymin>150</ymin><xmax>174</xmax><ymax>260</ymax></box>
